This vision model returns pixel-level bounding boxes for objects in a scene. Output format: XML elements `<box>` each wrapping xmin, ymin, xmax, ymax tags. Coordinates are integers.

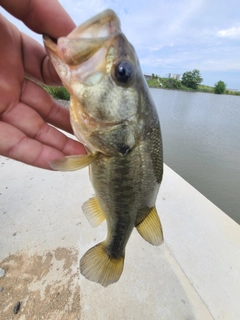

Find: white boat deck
<box><xmin>0</xmin><ymin>156</ymin><xmax>240</xmax><ymax>319</ymax></box>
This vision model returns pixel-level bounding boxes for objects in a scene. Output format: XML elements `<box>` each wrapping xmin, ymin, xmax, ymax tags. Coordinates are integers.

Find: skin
<box><xmin>0</xmin><ymin>0</ymin><xmax>86</xmax><ymax>170</ymax></box>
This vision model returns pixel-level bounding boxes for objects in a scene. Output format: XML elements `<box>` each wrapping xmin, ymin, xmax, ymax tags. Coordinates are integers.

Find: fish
<box><xmin>43</xmin><ymin>9</ymin><xmax>164</xmax><ymax>287</ymax></box>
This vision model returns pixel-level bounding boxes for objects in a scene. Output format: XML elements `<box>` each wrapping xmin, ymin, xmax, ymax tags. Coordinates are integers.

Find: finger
<box><xmin>1</xmin><ymin>99</ymin><xmax>85</xmax><ymax>157</ymax></box>
<box><xmin>22</xmin><ymin>32</ymin><xmax>61</xmax><ymax>85</ymax></box>
<box><xmin>0</xmin><ymin>0</ymin><xmax>75</xmax><ymax>38</ymax></box>
<box><xmin>0</xmin><ymin>121</ymin><xmax>85</xmax><ymax>169</ymax></box>
<box><xmin>0</xmin><ymin>8</ymin><xmax>69</xmax><ymax>86</ymax></box>
<box><xmin>0</xmin><ymin>120</ymin><xmax>62</xmax><ymax>169</ymax></box>
<box><xmin>0</xmin><ymin>15</ymin><xmax>60</xmax><ymax>111</ymax></box>
<box><xmin>0</xmin><ymin>15</ymin><xmax>23</xmax><ymax>112</ymax></box>
<box><xmin>0</xmin><ymin>16</ymin><xmax>61</xmax><ymax>86</ymax></box>
<box><xmin>21</xmin><ymin>79</ymin><xmax>73</xmax><ymax>134</ymax></box>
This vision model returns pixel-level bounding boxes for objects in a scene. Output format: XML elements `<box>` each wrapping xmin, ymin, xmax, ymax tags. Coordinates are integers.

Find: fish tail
<box><xmin>80</xmin><ymin>242</ymin><xmax>124</xmax><ymax>287</ymax></box>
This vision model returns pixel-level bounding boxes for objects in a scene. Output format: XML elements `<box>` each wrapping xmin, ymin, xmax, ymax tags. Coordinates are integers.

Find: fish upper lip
<box><xmin>43</xmin><ymin>9</ymin><xmax>122</xmax><ymax>66</ymax></box>
<box><xmin>44</xmin><ymin>33</ymin><xmax>122</xmax><ymax>67</ymax></box>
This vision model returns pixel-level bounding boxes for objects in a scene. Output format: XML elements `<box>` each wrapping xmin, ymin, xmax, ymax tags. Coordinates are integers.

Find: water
<box><xmin>150</xmin><ymin>88</ymin><xmax>240</xmax><ymax>224</ymax></box>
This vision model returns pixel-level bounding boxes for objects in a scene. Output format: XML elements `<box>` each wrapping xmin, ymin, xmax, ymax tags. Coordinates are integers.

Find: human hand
<box><xmin>0</xmin><ymin>0</ymin><xmax>86</xmax><ymax>170</ymax></box>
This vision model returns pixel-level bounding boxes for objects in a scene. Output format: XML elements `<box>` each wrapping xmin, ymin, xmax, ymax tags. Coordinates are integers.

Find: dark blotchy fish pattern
<box><xmin>44</xmin><ymin>9</ymin><xmax>163</xmax><ymax>287</ymax></box>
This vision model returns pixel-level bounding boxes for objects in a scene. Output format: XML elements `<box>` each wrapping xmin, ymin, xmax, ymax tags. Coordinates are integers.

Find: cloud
<box><xmin>217</xmin><ymin>26</ymin><xmax>240</xmax><ymax>38</ymax></box>
<box><xmin>59</xmin><ymin>0</ymin><xmax>128</xmax><ymax>24</ymax></box>
<box><xmin>0</xmin><ymin>0</ymin><xmax>239</xmax><ymax>89</ymax></box>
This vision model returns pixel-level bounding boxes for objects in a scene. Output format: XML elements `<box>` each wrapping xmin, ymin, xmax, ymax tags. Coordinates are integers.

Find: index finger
<box><xmin>0</xmin><ymin>0</ymin><xmax>75</xmax><ymax>38</ymax></box>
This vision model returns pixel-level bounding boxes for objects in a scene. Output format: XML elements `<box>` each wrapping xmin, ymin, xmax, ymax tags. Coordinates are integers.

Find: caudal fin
<box><xmin>80</xmin><ymin>242</ymin><xmax>124</xmax><ymax>287</ymax></box>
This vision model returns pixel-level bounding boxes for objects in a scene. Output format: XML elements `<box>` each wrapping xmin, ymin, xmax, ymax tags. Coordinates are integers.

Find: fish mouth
<box><xmin>43</xmin><ymin>9</ymin><xmax>138</xmax><ymax>128</ymax></box>
<box><xmin>43</xmin><ymin>9</ymin><xmax>121</xmax><ymax>66</ymax></box>
<box><xmin>43</xmin><ymin>35</ymin><xmax>57</xmax><ymax>53</ymax></box>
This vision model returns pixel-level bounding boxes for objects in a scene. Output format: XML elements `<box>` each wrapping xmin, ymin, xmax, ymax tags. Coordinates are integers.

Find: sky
<box><xmin>1</xmin><ymin>0</ymin><xmax>240</xmax><ymax>90</ymax></box>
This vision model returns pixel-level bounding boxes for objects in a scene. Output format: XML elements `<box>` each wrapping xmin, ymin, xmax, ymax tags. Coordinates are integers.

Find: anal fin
<box><xmin>80</xmin><ymin>242</ymin><xmax>124</xmax><ymax>287</ymax></box>
<box><xmin>82</xmin><ymin>197</ymin><xmax>105</xmax><ymax>228</ymax></box>
<box><xmin>136</xmin><ymin>206</ymin><xmax>163</xmax><ymax>246</ymax></box>
<box><xmin>50</xmin><ymin>153</ymin><xmax>97</xmax><ymax>171</ymax></box>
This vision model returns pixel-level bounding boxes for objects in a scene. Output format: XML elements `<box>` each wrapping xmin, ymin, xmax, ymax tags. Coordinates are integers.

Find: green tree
<box><xmin>214</xmin><ymin>80</ymin><xmax>226</xmax><ymax>94</ymax></box>
<box><xmin>152</xmin><ymin>73</ymin><xmax>158</xmax><ymax>79</ymax></box>
<box><xmin>181</xmin><ymin>69</ymin><xmax>203</xmax><ymax>89</ymax></box>
<box><xmin>163</xmin><ymin>78</ymin><xmax>182</xmax><ymax>89</ymax></box>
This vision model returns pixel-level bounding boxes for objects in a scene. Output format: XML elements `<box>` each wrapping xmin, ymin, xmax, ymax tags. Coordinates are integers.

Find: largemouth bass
<box><xmin>44</xmin><ymin>9</ymin><xmax>163</xmax><ymax>287</ymax></box>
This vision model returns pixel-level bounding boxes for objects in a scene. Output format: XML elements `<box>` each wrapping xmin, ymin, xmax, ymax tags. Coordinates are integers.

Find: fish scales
<box><xmin>44</xmin><ymin>9</ymin><xmax>164</xmax><ymax>287</ymax></box>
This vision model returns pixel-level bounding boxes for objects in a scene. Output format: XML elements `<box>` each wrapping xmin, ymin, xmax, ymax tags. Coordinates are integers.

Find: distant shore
<box><xmin>148</xmin><ymin>86</ymin><xmax>235</xmax><ymax>96</ymax></box>
<box><xmin>147</xmin><ymin>78</ymin><xmax>240</xmax><ymax>96</ymax></box>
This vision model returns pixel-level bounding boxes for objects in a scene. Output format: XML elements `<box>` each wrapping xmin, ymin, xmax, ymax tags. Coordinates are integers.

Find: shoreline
<box><xmin>148</xmin><ymin>85</ymin><xmax>240</xmax><ymax>96</ymax></box>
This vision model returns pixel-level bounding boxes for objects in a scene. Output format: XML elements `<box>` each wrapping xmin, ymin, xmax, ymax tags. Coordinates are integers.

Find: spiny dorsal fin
<box><xmin>80</xmin><ymin>242</ymin><xmax>124</xmax><ymax>287</ymax></box>
<box><xmin>136</xmin><ymin>206</ymin><xmax>163</xmax><ymax>246</ymax></box>
<box><xmin>50</xmin><ymin>153</ymin><xmax>97</xmax><ymax>171</ymax></box>
<box><xmin>82</xmin><ymin>197</ymin><xmax>105</xmax><ymax>228</ymax></box>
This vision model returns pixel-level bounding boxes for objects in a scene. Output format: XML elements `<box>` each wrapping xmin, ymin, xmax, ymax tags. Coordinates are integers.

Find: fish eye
<box><xmin>114</xmin><ymin>61</ymin><xmax>134</xmax><ymax>84</ymax></box>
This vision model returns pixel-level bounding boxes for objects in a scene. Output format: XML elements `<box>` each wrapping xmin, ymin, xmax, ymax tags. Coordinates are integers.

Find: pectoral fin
<box><xmin>50</xmin><ymin>153</ymin><xmax>97</xmax><ymax>171</ymax></box>
<box><xmin>82</xmin><ymin>197</ymin><xmax>105</xmax><ymax>228</ymax></box>
<box><xmin>136</xmin><ymin>206</ymin><xmax>163</xmax><ymax>246</ymax></box>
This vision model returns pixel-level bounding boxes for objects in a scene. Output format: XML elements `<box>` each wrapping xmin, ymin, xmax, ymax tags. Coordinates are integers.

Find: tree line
<box><xmin>150</xmin><ymin>69</ymin><xmax>228</xmax><ymax>94</ymax></box>
<box><xmin>181</xmin><ymin>69</ymin><xmax>226</xmax><ymax>94</ymax></box>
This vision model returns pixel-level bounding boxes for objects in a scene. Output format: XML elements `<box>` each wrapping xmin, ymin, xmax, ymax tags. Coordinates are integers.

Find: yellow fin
<box><xmin>136</xmin><ymin>206</ymin><xmax>163</xmax><ymax>246</ymax></box>
<box><xmin>50</xmin><ymin>154</ymin><xmax>97</xmax><ymax>171</ymax></box>
<box><xmin>80</xmin><ymin>242</ymin><xmax>124</xmax><ymax>287</ymax></box>
<box><xmin>82</xmin><ymin>197</ymin><xmax>105</xmax><ymax>228</ymax></box>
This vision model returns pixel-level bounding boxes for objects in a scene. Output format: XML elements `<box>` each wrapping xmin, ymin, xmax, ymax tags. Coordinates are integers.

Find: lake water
<box><xmin>150</xmin><ymin>88</ymin><xmax>240</xmax><ymax>224</ymax></box>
